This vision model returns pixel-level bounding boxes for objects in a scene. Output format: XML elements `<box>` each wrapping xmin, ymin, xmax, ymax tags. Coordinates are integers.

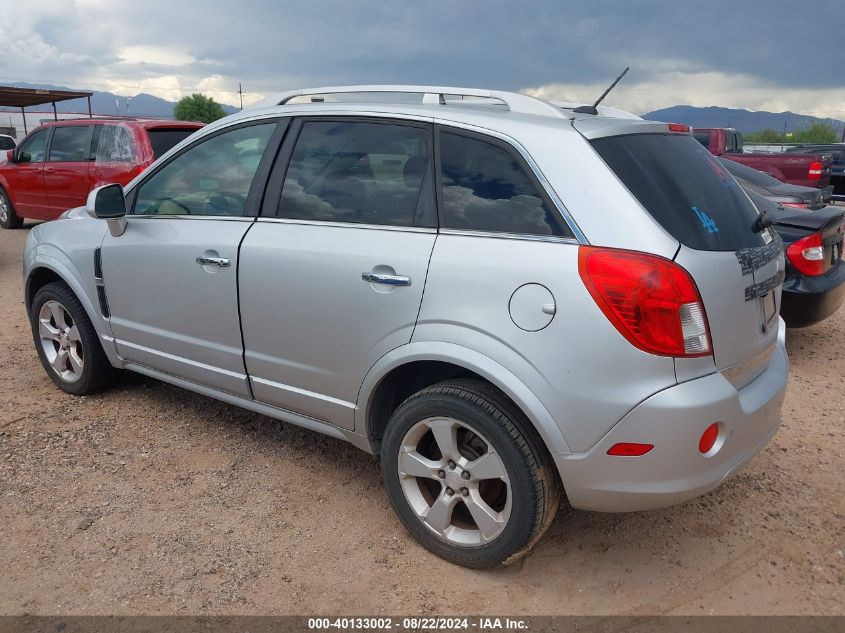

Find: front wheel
<box><xmin>30</xmin><ymin>282</ymin><xmax>121</xmax><ymax>395</ymax></box>
<box><xmin>0</xmin><ymin>188</ymin><xmax>23</xmax><ymax>229</ymax></box>
<box><xmin>381</xmin><ymin>379</ymin><xmax>561</xmax><ymax>568</ymax></box>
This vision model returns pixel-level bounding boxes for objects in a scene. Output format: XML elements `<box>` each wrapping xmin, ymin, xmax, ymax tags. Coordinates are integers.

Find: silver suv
<box><xmin>23</xmin><ymin>86</ymin><xmax>789</xmax><ymax>568</ymax></box>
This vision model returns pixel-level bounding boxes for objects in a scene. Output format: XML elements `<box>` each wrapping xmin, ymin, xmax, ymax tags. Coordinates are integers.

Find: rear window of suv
<box><xmin>147</xmin><ymin>128</ymin><xmax>199</xmax><ymax>159</ymax></box>
<box><xmin>592</xmin><ymin>133</ymin><xmax>765</xmax><ymax>251</ymax></box>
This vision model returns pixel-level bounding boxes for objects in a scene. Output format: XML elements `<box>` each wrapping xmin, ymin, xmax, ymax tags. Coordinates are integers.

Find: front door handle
<box><xmin>361</xmin><ymin>272</ymin><xmax>411</xmax><ymax>286</ymax></box>
<box><xmin>196</xmin><ymin>255</ymin><xmax>230</xmax><ymax>267</ymax></box>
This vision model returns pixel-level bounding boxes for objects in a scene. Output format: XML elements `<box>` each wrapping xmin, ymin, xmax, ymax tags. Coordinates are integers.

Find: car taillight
<box><xmin>808</xmin><ymin>161</ymin><xmax>823</xmax><ymax>179</ymax></box>
<box><xmin>668</xmin><ymin>123</ymin><xmax>690</xmax><ymax>133</ymax></box>
<box><xmin>781</xmin><ymin>202</ymin><xmax>809</xmax><ymax>209</ymax></box>
<box><xmin>786</xmin><ymin>232</ymin><xmax>826</xmax><ymax>276</ymax></box>
<box><xmin>578</xmin><ymin>246</ymin><xmax>712</xmax><ymax>358</ymax></box>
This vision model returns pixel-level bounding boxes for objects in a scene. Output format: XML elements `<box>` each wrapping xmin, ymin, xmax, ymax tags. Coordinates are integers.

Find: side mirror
<box><xmin>16</xmin><ymin>151</ymin><xmax>31</xmax><ymax>163</ymax></box>
<box><xmin>86</xmin><ymin>183</ymin><xmax>127</xmax><ymax>237</ymax></box>
<box><xmin>5</xmin><ymin>149</ymin><xmax>14</xmax><ymax>163</ymax></box>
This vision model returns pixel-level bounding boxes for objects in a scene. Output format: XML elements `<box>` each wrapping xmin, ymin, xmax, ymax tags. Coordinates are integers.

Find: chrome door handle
<box><xmin>196</xmin><ymin>256</ymin><xmax>230</xmax><ymax>267</ymax></box>
<box><xmin>361</xmin><ymin>272</ymin><xmax>411</xmax><ymax>286</ymax></box>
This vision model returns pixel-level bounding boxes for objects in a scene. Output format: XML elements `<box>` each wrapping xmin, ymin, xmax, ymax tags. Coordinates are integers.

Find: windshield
<box><xmin>592</xmin><ymin>133</ymin><xmax>765</xmax><ymax>251</ymax></box>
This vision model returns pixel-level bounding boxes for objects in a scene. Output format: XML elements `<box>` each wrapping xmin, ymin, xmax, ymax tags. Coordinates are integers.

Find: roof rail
<box><xmin>263</xmin><ymin>85</ymin><xmax>568</xmax><ymax>119</ymax></box>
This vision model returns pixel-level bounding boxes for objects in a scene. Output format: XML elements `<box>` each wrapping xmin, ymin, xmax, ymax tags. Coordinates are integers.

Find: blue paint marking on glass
<box><xmin>692</xmin><ymin>206</ymin><xmax>720</xmax><ymax>234</ymax></box>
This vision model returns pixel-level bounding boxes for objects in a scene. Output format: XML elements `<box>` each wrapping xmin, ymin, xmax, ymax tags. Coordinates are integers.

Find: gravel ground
<box><xmin>0</xmin><ymin>223</ymin><xmax>843</xmax><ymax>616</ymax></box>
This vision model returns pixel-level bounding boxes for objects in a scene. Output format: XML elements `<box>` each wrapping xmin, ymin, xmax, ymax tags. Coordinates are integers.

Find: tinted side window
<box><xmin>49</xmin><ymin>126</ymin><xmax>92</xmax><ymax>162</ymax></box>
<box><xmin>147</xmin><ymin>129</ymin><xmax>199</xmax><ymax>159</ymax></box>
<box><xmin>278</xmin><ymin>120</ymin><xmax>431</xmax><ymax>227</ymax></box>
<box><xmin>692</xmin><ymin>131</ymin><xmax>711</xmax><ymax>147</ymax></box>
<box><xmin>0</xmin><ymin>136</ymin><xmax>14</xmax><ymax>151</ymax></box>
<box><xmin>134</xmin><ymin>122</ymin><xmax>275</xmax><ymax>216</ymax></box>
<box><xmin>17</xmin><ymin>129</ymin><xmax>50</xmax><ymax>162</ymax></box>
<box><xmin>438</xmin><ymin>131</ymin><xmax>566</xmax><ymax>236</ymax></box>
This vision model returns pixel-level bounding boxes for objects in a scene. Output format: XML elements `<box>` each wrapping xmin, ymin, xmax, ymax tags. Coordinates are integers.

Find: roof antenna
<box><xmin>573</xmin><ymin>67</ymin><xmax>630</xmax><ymax>115</ymax></box>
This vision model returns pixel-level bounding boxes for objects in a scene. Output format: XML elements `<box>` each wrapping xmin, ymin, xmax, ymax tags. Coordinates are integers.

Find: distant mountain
<box><xmin>0</xmin><ymin>81</ymin><xmax>239</xmax><ymax>118</ymax></box>
<box><xmin>644</xmin><ymin>105</ymin><xmax>845</xmax><ymax>134</ymax></box>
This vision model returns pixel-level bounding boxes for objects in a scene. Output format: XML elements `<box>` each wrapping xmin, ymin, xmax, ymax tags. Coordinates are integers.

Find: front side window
<box><xmin>0</xmin><ymin>136</ymin><xmax>14</xmax><ymax>151</ymax></box>
<box><xmin>438</xmin><ymin>131</ymin><xmax>566</xmax><ymax>236</ymax></box>
<box><xmin>134</xmin><ymin>122</ymin><xmax>276</xmax><ymax>216</ymax></box>
<box><xmin>278</xmin><ymin>120</ymin><xmax>431</xmax><ymax>227</ymax></box>
<box><xmin>17</xmin><ymin>128</ymin><xmax>50</xmax><ymax>163</ymax></box>
<box><xmin>48</xmin><ymin>126</ymin><xmax>92</xmax><ymax>162</ymax></box>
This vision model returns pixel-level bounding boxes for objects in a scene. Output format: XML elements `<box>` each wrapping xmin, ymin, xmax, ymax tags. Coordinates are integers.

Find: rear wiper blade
<box><xmin>752</xmin><ymin>212</ymin><xmax>774</xmax><ymax>233</ymax></box>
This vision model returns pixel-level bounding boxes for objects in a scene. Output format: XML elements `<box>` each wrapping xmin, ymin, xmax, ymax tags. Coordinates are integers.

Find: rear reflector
<box><xmin>699</xmin><ymin>423</ymin><xmax>720</xmax><ymax>454</ymax></box>
<box><xmin>668</xmin><ymin>123</ymin><xmax>690</xmax><ymax>133</ymax></box>
<box><xmin>607</xmin><ymin>442</ymin><xmax>654</xmax><ymax>456</ymax></box>
<box><xmin>786</xmin><ymin>232</ymin><xmax>825</xmax><ymax>276</ymax></box>
<box><xmin>578</xmin><ymin>246</ymin><xmax>712</xmax><ymax>358</ymax></box>
<box><xmin>808</xmin><ymin>161</ymin><xmax>823</xmax><ymax>179</ymax></box>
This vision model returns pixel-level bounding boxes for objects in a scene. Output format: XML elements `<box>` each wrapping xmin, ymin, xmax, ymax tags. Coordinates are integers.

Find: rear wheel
<box><xmin>29</xmin><ymin>282</ymin><xmax>121</xmax><ymax>395</ymax></box>
<box><xmin>381</xmin><ymin>379</ymin><xmax>560</xmax><ymax>568</ymax></box>
<box><xmin>0</xmin><ymin>188</ymin><xmax>23</xmax><ymax>229</ymax></box>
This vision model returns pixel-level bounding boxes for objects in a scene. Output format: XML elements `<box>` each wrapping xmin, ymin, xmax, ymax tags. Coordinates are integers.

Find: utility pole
<box><xmin>238</xmin><ymin>83</ymin><xmax>244</xmax><ymax>110</ymax></box>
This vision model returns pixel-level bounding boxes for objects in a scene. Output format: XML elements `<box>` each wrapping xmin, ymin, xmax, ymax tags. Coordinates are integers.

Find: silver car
<box><xmin>23</xmin><ymin>86</ymin><xmax>789</xmax><ymax>568</ymax></box>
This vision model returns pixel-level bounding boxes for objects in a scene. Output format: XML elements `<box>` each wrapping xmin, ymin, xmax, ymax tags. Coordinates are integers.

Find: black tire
<box><xmin>29</xmin><ymin>282</ymin><xmax>121</xmax><ymax>395</ymax></box>
<box><xmin>381</xmin><ymin>379</ymin><xmax>561</xmax><ymax>568</ymax></box>
<box><xmin>0</xmin><ymin>188</ymin><xmax>23</xmax><ymax>229</ymax></box>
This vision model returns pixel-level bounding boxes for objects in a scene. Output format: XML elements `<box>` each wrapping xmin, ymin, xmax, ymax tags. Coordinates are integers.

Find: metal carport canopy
<box><xmin>0</xmin><ymin>86</ymin><xmax>93</xmax><ymax>135</ymax></box>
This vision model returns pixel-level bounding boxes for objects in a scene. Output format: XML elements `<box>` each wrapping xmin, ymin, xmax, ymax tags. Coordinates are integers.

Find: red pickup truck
<box><xmin>0</xmin><ymin>118</ymin><xmax>204</xmax><ymax>229</ymax></box>
<box><xmin>693</xmin><ymin>127</ymin><xmax>832</xmax><ymax>189</ymax></box>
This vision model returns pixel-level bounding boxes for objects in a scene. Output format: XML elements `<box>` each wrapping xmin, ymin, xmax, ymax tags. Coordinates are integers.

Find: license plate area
<box><xmin>760</xmin><ymin>290</ymin><xmax>778</xmax><ymax>332</ymax></box>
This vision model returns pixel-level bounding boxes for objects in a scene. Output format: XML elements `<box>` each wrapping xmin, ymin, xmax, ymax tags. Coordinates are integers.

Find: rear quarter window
<box><xmin>146</xmin><ymin>128</ymin><xmax>201</xmax><ymax>159</ymax></box>
<box><xmin>592</xmin><ymin>133</ymin><xmax>766</xmax><ymax>251</ymax></box>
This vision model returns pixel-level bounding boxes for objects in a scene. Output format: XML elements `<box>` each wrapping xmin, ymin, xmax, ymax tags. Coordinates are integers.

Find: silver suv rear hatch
<box><xmin>586</xmin><ymin>128</ymin><xmax>783</xmax><ymax>372</ymax></box>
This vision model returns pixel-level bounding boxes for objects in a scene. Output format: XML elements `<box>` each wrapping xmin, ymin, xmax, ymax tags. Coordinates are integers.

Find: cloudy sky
<box><xmin>2</xmin><ymin>0</ymin><xmax>844</xmax><ymax>118</ymax></box>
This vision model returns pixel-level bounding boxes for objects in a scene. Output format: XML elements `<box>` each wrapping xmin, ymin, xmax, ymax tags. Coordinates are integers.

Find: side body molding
<box><xmin>356</xmin><ymin>341</ymin><xmax>572</xmax><ymax>455</ymax></box>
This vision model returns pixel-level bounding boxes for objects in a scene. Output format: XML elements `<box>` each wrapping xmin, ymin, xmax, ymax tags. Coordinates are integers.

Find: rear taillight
<box><xmin>578</xmin><ymin>246</ymin><xmax>712</xmax><ymax>358</ymax></box>
<box><xmin>781</xmin><ymin>202</ymin><xmax>809</xmax><ymax>209</ymax></box>
<box><xmin>808</xmin><ymin>161</ymin><xmax>824</xmax><ymax>180</ymax></box>
<box><xmin>786</xmin><ymin>232</ymin><xmax>826</xmax><ymax>276</ymax></box>
<box><xmin>668</xmin><ymin>123</ymin><xmax>690</xmax><ymax>133</ymax></box>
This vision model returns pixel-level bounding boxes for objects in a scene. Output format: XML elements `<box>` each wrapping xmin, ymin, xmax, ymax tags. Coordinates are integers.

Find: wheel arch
<box><xmin>357</xmin><ymin>342</ymin><xmax>571</xmax><ymax>456</ymax></box>
<box><xmin>24</xmin><ymin>257</ymin><xmax>120</xmax><ymax>366</ymax></box>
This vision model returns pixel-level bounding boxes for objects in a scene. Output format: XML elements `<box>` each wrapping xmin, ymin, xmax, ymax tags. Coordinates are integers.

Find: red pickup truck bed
<box><xmin>693</xmin><ymin>127</ymin><xmax>832</xmax><ymax>189</ymax></box>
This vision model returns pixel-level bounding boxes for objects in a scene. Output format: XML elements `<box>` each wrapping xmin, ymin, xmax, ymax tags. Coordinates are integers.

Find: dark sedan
<box><xmin>721</xmin><ymin>157</ymin><xmax>830</xmax><ymax>210</ymax></box>
<box><xmin>747</xmin><ymin>190</ymin><xmax>845</xmax><ymax>327</ymax></box>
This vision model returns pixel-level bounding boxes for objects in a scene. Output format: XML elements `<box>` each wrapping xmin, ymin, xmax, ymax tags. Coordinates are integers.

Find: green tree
<box><xmin>744</xmin><ymin>128</ymin><xmax>785</xmax><ymax>143</ymax></box>
<box><xmin>792</xmin><ymin>122</ymin><xmax>838</xmax><ymax>144</ymax></box>
<box><xmin>174</xmin><ymin>94</ymin><xmax>227</xmax><ymax>124</ymax></box>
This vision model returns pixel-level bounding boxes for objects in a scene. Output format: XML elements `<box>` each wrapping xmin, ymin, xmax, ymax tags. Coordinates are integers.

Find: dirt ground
<box><xmin>0</xmin><ymin>223</ymin><xmax>843</xmax><ymax>616</ymax></box>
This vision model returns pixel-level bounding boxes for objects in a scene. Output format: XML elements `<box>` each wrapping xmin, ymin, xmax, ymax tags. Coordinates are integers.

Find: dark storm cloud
<box><xmin>3</xmin><ymin>0</ymin><xmax>841</xmax><ymax>99</ymax></box>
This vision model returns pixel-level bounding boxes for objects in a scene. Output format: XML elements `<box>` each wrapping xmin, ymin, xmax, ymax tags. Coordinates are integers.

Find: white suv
<box><xmin>23</xmin><ymin>86</ymin><xmax>788</xmax><ymax>567</ymax></box>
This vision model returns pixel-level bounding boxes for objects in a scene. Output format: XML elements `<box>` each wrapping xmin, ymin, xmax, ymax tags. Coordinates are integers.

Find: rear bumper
<box><xmin>781</xmin><ymin>262</ymin><xmax>845</xmax><ymax>328</ymax></box>
<box><xmin>554</xmin><ymin>321</ymin><xmax>788</xmax><ymax>512</ymax></box>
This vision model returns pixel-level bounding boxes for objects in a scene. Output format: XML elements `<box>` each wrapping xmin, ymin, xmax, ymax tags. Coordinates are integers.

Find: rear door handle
<box><xmin>361</xmin><ymin>272</ymin><xmax>411</xmax><ymax>286</ymax></box>
<box><xmin>196</xmin><ymin>255</ymin><xmax>230</xmax><ymax>267</ymax></box>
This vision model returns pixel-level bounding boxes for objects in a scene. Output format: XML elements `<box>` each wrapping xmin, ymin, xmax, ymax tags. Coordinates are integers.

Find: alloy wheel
<box><xmin>0</xmin><ymin>196</ymin><xmax>8</xmax><ymax>224</ymax></box>
<box><xmin>397</xmin><ymin>416</ymin><xmax>512</xmax><ymax>546</ymax></box>
<box><xmin>38</xmin><ymin>300</ymin><xmax>84</xmax><ymax>383</ymax></box>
